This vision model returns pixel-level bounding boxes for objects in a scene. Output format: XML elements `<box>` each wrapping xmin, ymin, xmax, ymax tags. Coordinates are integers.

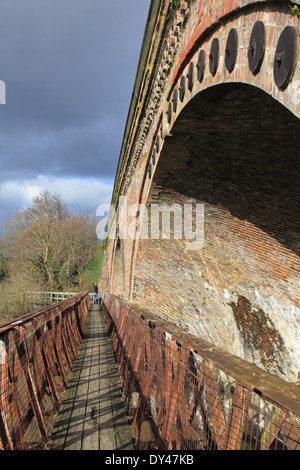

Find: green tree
<box><xmin>0</xmin><ymin>239</ymin><xmax>10</xmax><ymax>282</ymax></box>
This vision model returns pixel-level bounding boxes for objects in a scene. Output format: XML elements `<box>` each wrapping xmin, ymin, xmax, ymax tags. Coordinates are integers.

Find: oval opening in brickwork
<box><xmin>274</xmin><ymin>26</ymin><xmax>297</xmax><ymax>90</ymax></box>
<box><xmin>209</xmin><ymin>38</ymin><xmax>219</xmax><ymax>76</ymax></box>
<box><xmin>172</xmin><ymin>88</ymin><xmax>178</xmax><ymax>112</ymax></box>
<box><xmin>225</xmin><ymin>28</ymin><xmax>238</xmax><ymax>73</ymax></box>
<box><xmin>167</xmin><ymin>101</ymin><xmax>172</xmax><ymax>123</ymax></box>
<box><xmin>187</xmin><ymin>62</ymin><xmax>194</xmax><ymax>91</ymax></box>
<box><xmin>248</xmin><ymin>21</ymin><xmax>265</xmax><ymax>75</ymax></box>
<box><xmin>197</xmin><ymin>49</ymin><xmax>205</xmax><ymax>82</ymax></box>
<box><xmin>179</xmin><ymin>75</ymin><xmax>186</xmax><ymax>102</ymax></box>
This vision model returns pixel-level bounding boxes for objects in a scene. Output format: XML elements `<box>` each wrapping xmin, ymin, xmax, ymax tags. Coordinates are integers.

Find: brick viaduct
<box><xmin>99</xmin><ymin>0</ymin><xmax>300</xmax><ymax>383</ymax></box>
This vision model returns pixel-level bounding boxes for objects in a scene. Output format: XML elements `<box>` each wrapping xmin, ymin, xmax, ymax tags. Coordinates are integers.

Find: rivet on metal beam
<box><xmin>209</xmin><ymin>38</ymin><xmax>219</xmax><ymax>76</ymax></box>
<box><xmin>176</xmin><ymin>14</ymin><xmax>185</xmax><ymax>26</ymax></box>
<box><xmin>196</xmin><ymin>50</ymin><xmax>205</xmax><ymax>82</ymax></box>
<box><xmin>274</xmin><ymin>26</ymin><xmax>297</xmax><ymax>90</ymax></box>
<box><xmin>248</xmin><ymin>21</ymin><xmax>265</xmax><ymax>75</ymax></box>
<box><xmin>225</xmin><ymin>28</ymin><xmax>238</xmax><ymax>73</ymax></box>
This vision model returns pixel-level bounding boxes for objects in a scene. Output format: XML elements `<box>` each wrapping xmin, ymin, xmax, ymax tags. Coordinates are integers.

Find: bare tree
<box><xmin>10</xmin><ymin>190</ymin><xmax>98</xmax><ymax>290</ymax></box>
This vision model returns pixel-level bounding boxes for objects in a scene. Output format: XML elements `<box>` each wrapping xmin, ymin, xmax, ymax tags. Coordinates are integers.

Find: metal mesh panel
<box><xmin>102</xmin><ymin>293</ymin><xmax>300</xmax><ymax>451</ymax></box>
<box><xmin>0</xmin><ymin>292</ymin><xmax>89</xmax><ymax>450</ymax></box>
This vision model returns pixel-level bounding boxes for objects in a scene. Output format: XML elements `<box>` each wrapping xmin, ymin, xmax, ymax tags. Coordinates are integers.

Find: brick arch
<box><xmin>165</xmin><ymin>1</ymin><xmax>300</xmax><ymax>119</ymax></box>
<box><xmin>114</xmin><ymin>3</ymin><xmax>300</xmax><ymax>296</ymax></box>
<box><xmin>143</xmin><ymin>3</ymin><xmax>300</xmax><ymax>216</ymax></box>
<box><xmin>161</xmin><ymin>5</ymin><xmax>299</xmax><ymax>145</ymax></box>
<box><xmin>152</xmin><ymin>82</ymin><xmax>300</xmax><ymax>253</ymax></box>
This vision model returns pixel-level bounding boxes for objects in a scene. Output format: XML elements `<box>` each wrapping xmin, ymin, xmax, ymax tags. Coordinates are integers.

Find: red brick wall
<box><xmin>102</xmin><ymin>1</ymin><xmax>300</xmax><ymax>381</ymax></box>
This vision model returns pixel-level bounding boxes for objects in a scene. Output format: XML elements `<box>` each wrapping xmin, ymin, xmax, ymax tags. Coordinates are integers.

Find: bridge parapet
<box><xmin>0</xmin><ymin>292</ymin><xmax>90</xmax><ymax>450</ymax></box>
<box><xmin>102</xmin><ymin>292</ymin><xmax>300</xmax><ymax>450</ymax></box>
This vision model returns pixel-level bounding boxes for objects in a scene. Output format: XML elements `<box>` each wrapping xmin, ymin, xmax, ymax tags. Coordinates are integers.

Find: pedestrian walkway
<box><xmin>49</xmin><ymin>304</ymin><xmax>134</xmax><ymax>450</ymax></box>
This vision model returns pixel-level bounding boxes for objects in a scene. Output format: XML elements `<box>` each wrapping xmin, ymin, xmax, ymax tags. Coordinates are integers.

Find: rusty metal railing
<box><xmin>102</xmin><ymin>292</ymin><xmax>300</xmax><ymax>450</ymax></box>
<box><xmin>0</xmin><ymin>291</ymin><xmax>90</xmax><ymax>450</ymax></box>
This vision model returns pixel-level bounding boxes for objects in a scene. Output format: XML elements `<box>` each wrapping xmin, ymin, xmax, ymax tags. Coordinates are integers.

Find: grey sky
<box><xmin>0</xmin><ymin>0</ymin><xmax>150</xmax><ymax>224</ymax></box>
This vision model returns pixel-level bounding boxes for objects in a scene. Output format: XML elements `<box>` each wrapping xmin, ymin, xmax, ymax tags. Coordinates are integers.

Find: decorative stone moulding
<box><xmin>167</xmin><ymin>101</ymin><xmax>172</xmax><ymax>123</ymax></box>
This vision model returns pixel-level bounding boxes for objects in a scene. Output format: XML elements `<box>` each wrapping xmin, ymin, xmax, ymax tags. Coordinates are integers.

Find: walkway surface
<box><xmin>49</xmin><ymin>304</ymin><xmax>134</xmax><ymax>450</ymax></box>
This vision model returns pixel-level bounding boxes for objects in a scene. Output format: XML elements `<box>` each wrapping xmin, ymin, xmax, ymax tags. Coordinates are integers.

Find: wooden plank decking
<box><xmin>49</xmin><ymin>304</ymin><xmax>133</xmax><ymax>450</ymax></box>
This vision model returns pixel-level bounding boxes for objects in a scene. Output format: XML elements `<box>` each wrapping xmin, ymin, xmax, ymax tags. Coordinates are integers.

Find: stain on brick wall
<box><xmin>230</xmin><ymin>295</ymin><xmax>285</xmax><ymax>375</ymax></box>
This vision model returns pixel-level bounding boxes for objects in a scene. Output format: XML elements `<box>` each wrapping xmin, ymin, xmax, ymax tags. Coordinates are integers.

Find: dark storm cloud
<box><xmin>0</xmin><ymin>0</ymin><xmax>150</xmax><ymax>181</ymax></box>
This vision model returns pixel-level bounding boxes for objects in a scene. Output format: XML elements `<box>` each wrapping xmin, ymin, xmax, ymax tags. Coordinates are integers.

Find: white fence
<box><xmin>9</xmin><ymin>291</ymin><xmax>94</xmax><ymax>305</ymax></box>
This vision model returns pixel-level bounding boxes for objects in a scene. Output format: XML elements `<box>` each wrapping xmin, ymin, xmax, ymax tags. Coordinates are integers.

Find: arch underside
<box><xmin>132</xmin><ymin>83</ymin><xmax>300</xmax><ymax>381</ymax></box>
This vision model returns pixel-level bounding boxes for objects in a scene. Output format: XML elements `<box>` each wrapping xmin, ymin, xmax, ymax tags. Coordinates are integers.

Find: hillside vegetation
<box><xmin>0</xmin><ymin>190</ymin><xmax>104</xmax><ymax>323</ymax></box>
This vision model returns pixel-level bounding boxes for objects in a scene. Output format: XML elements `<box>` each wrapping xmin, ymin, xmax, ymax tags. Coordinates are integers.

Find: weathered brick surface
<box><xmin>101</xmin><ymin>1</ymin><xmax>300</xmax><ymax>381</ymax></box>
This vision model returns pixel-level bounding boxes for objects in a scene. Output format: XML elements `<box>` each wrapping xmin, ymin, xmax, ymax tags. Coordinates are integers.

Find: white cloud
<box><xmin>0</xmin><ymin>0</ymin><xmax>150</xmax><ymax>230</ymax></box>
<box><xmin>0</xmin><ymin>175</ymin><xmax>113</xmax><ymax>216</ymax></box>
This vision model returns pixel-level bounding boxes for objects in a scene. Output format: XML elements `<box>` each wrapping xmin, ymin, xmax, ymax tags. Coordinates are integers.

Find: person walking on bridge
<box><xmin>93</xmin><ymin>282</ymin><xmax>98</xmax><ymax>304</ymax></box>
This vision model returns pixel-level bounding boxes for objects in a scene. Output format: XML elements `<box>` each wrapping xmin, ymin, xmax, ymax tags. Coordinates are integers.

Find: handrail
<box><xmin>102</xmin><ymin>292</ymin><xmax>300</xmax><ymax>450</ymax></box>
<box><xmin>7</xmin><ymin>291</ymin><xmax>94</xmax><ymax>300</ymax></box>
<box><xmin>0</xmin><ymin>291</ymin><xmax>90</xmax><ymax>450</ymax></box>
<box><xmin>0</xmin><ymin>291</ymin><xmax>91</xmax><ymax>334</ymax></box>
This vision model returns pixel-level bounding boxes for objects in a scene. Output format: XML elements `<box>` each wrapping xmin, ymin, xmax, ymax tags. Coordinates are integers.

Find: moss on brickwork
<box><xmin>230</xmin><ymin>295</ymin><xmax>285</xmax><ymax>375</ymax></box>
